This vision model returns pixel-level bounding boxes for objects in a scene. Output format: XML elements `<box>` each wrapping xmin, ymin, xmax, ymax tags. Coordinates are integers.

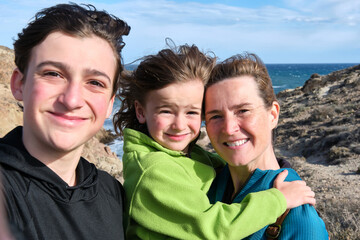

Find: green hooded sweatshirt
<box><xmin>123</xmin><ymin>128</ymin><xmax>286</xmax><ymax>240</ymax></box>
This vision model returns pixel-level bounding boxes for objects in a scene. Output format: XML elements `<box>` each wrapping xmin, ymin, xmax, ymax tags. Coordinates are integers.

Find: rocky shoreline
<box><xmin>1</xmin><ymin>45</ymin><xmax>359</xmax><ymax>239</ymax></box>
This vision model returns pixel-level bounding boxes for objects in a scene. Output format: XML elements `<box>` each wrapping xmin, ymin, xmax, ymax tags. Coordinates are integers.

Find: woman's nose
<box><xmin>222</xmin><ymin>115</ymin><xmax>240</xmax><ymax>135</ymax></box>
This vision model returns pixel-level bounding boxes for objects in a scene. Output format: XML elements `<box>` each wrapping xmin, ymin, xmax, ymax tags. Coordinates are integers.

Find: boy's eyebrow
<box><xmin>84</xmin><ymin>69</ymin><xmax>112</xmax><ymax>84</ymax></box>
<box><xmin>36</xmin><ymin>61</ymin><xmax>112</xmax><ymax>83</ymax></box>
<box><xmin>36</xmin><ymin>61</ymin><xmax>69</xmax><ymax>72</ymax></box>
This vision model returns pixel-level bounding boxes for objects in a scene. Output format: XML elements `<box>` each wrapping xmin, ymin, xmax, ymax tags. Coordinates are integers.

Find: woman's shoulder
<box><xmin>282</xmin><ymin>203</ymin><xmax>329</xmax><ymax>238</ymax></box>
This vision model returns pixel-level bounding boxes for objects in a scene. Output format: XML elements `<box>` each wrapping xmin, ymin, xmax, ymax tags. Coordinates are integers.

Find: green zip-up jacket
<box><xmin>123</xmin><ymin>128</ymin><xmax>287</xmax><ymax>240</ymax></box>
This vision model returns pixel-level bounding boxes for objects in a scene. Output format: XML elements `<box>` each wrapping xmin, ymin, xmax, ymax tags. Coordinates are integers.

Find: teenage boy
<box><xmin>0</xmin><ymin>3</ymin><xmax>130</xmax><ymax>239</ymax></box>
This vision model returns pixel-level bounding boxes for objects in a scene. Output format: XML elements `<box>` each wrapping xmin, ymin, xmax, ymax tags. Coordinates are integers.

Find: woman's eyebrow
<box><xmin>205</xmin><ymin>109</ymin><xmax>221</xmax><ymax>116</ymax></box>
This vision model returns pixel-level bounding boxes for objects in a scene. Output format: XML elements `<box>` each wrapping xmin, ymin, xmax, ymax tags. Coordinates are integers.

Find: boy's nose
<box><xmin>58</xmin><ymin>83</ymin><xmax>85</xmax><ymax>110</ymax></box>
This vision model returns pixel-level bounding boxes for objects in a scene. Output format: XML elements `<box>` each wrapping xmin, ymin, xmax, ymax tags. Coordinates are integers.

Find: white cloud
<box><xmin>0</xmin><ymin>0</ymin><xmax>359</xmax><ymax>63</ymax></box>
<box><xmin>283</xmin><ymin>0</ymin><xmax>360</xmax><ymax>26</ymax></box>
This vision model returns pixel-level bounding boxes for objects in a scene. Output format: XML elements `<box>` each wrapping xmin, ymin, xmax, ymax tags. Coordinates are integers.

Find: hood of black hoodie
<box><xmin>0</xmin><ymin>126</ymin><xmax>99</xmax><ymax>203</ymax></box>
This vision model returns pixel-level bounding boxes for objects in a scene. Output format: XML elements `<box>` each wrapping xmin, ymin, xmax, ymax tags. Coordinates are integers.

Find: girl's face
<box><xmin>135</xmin><ymin>80</ymin><xmax>204</xmax><ymax>153</ymax></box>
<box><xmin>204</xmin><ymin>76</ymin><xmax>279</xmax><ymax>169</ymax></box>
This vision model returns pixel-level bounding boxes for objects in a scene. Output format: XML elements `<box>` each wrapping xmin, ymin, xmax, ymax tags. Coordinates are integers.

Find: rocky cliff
<box><xmin>0</xmin><ymin>46</ymin><xmax>123</xmax><ymax>182</ymax></box>
<box><xmin>274</xmin><ymin>64</ymin><xmax>360</xmax><ymax>239</ymax></box>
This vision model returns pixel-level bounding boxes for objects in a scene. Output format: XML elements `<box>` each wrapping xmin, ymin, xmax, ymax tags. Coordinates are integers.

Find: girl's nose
<box><xmin>172</xmin><ymin>114</ymin><xmax>186</xmax><ymax>130</ymax></box>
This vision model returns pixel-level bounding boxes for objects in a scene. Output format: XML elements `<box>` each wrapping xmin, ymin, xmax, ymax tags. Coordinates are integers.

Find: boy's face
<box><xmin>11</xmin><ymin>32</ymin><xmax>116</xmax><ymax>158</ymax></box>
<box><xmin>135</xmin><ymin>80</ymin><xmax>204</xmax><ymax>153</ymax></box>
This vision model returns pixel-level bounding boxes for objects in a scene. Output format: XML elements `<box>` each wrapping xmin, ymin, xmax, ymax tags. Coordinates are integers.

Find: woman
<box><xmin>204</xmin><ymin>53</ymin><xmax>329</xmax><ymax>239</ymax></box>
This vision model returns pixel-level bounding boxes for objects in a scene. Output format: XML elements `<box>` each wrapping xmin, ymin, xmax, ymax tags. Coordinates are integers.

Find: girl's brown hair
<box><xmin>113</xmin><ymin>43</ymin><xmax>216</xmax><ymax>136</ymax></box>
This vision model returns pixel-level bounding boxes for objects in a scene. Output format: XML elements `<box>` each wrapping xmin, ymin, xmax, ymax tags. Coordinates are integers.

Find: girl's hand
<box><xmin>274</xmin><ymin>170</ymin><xmax>316</xmax><ymax>209</ymax></box>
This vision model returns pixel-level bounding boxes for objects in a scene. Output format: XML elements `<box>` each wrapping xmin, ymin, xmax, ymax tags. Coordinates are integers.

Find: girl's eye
<box><xmin>188</xmin><ymin>111</ymin><xmax>200</xmax><ymax>115</ymax></box>
<box><xmin>160</xmin><ymin>110</ymin><xmax>171</xmax><ymax>114</ymax></box>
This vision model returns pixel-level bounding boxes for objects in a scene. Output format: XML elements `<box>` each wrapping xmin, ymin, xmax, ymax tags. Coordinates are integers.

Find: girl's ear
<box><xmin>134</xmin><ymin>100</ymin><xmax>146</xmax><ymax>124</ymax></box>
<box><xmin>270</xmin><ymin>101</ymin><xmax>280</xmax><ymax>130</ymax></box>
<box><xmin>10</xmin><ymin>68</ymin><xmax>24</xmax><ymax>101</ymax></box>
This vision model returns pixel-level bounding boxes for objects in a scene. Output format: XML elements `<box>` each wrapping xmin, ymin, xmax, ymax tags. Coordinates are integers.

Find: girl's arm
<box><xmin>274</xmin><ymin>170</ymin><xmax>316</xmax><ymax>208</ymax></box>
<box><xmin>126</xmin><ymin>162</ymin><xmax>306</xmax><ymax>240</ymax></box>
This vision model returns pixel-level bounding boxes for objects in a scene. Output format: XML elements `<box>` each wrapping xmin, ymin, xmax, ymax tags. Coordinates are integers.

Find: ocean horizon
<box><xmin>104</xmin><ymin>63</ymin><xmax>358</xmax><ymax>159</ymax></box>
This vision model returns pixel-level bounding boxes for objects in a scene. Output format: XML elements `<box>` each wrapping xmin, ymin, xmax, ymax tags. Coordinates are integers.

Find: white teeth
<box><xmin>226</xmin><ymin>139</ymin><xmax>248</xmax><ymax>147</ymax></box>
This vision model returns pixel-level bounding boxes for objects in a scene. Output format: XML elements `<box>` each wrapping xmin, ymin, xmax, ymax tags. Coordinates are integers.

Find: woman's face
<box><xmin>204</xmin><ymin>76</ymin><xmax>279</xmax><ymax>168</ymax></box>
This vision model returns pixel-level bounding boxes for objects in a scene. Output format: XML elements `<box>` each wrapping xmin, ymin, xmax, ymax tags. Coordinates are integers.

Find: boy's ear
<box><xmin>134</xmin><ymin>100</ymin><xmax>146</xmax><ymax>124</ymax></box>
<box><xmin>106</xmin><ymin>96</ymin><xmax>115</xmax><ymax>118</ymax></box>
<box><xmin>270</xmin><ymin>101</ymin><xmax>280</xmax><ymax>129</ymax></box>
<box><xmin>10</xmin><ymin>68</ymin><xmax>24</xmax><ymax>101</ymax></box>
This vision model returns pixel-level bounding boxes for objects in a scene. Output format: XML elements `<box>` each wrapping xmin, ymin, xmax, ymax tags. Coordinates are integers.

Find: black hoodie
<box><xmin>0</xmin><ymin>127</ymin><xmax>125</xmax><ymax>240</ymax></box>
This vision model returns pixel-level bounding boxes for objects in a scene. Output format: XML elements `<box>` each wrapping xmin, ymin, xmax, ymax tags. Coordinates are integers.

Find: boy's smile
<box><xmin>135</xmin><ymin>80</ymin><xmax>204</xmax><ymax>153</ymax></box>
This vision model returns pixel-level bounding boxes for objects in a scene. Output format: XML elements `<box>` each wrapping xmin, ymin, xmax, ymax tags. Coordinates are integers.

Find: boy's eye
<box><xmin>44</xmin><ymin>71</ymin><xmax>62</xmax><ymax>78</ymax></box>
<box><xmin>89</xmin><ymin>80</ymin><xmax>105</xmax><ymax>88</ymax></box>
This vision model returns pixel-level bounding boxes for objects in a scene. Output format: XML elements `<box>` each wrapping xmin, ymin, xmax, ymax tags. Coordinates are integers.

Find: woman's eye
<box><xmin>209</xmin><ymin>115</ymin><xmax>221</xmax><ymax>120</ymax></box>
<box><xmin>238</xmin><ymin>109</ymin><xmax>249</xmax><ymax>114</ymax></box>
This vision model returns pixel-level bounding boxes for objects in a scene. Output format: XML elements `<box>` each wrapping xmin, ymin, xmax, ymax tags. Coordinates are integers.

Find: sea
<box><xmin>103</xmin><ymin>63</ymin><xmax>358</xmax><ymax>159</ymax></box>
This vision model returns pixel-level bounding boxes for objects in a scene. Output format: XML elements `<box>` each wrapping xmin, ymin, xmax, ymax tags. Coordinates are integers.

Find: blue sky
<box><xmin>0</xmin><ymin>0</ymin><xmax>359</xmax><ymax>63</ymax></box>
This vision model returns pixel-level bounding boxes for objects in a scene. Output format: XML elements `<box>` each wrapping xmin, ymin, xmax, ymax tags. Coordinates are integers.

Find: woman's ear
<box><xmin>134</xmin><ymin>100</ymin><xmax>146</xmax><ymax>124</ymax></box>
<box><xmin>10</xmin><ymin>68</ymin><xmax>24</xmax><ymax>101</ymax></box>
<box><xmin>270</xmin><ymin>101</ymin><xmax>280</xmax><ymax>129</ymax></box>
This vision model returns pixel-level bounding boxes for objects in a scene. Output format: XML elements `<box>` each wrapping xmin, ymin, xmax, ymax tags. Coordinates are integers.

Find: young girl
<box><xmin>113</xmin><ymin>44</ymin><xmax>315</xmax><ymax>239</ymax></box>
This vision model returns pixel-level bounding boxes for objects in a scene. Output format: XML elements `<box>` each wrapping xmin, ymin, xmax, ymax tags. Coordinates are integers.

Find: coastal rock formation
<box><xmin>276</xmin><ymin>65</ymin><xmax>359</xmax><ymax>165</ymax></box>
<box><xmin>0</xmin><ymin>46</ymin><xmax>123</xmax><ymax>183</ymax></box>
<box><xmin>274</xmin><ymin>64</ymin><xmax>360</xmax><ymax>239</ymax></box>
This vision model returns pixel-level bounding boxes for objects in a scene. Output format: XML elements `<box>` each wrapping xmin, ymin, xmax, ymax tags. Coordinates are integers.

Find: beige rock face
<box><xmin>0</xmin><ymin>46</ymin><xmax>123</xmax><ymax>183</ymax></box>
